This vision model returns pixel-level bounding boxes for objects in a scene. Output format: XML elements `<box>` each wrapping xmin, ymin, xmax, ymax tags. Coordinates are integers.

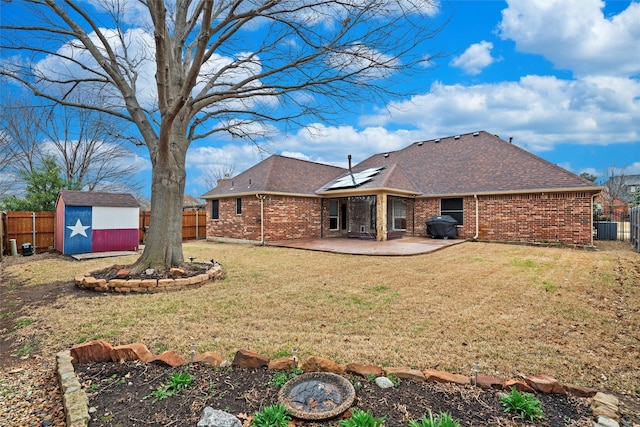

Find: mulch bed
<box><xmin>76</xmin><ymin>361</ymin><xmax>592</xmax><ymax>427</ymax></box>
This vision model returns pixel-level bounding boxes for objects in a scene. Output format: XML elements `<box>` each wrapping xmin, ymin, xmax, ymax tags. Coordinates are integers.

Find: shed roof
<box><xmin>58</xmin><ymin>190</ymin><xmax>139</xmax><ymax>208</ymax></box>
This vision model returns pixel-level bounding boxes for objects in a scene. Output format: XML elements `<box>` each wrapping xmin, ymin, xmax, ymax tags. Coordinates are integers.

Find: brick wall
<box><xmin>206</xmin><ymin>195</ymin><xmax>322</xmax><ymax>242</ymax></box>
<box><xmin>207</xmin><ymin>192</ymin><xmax>595</xmax><ymax>245</ymax></box>
<box><xmin>476</xmin><ymin>192</ymin><xmax>594</xmax><ymax>245</ymax></box>
<box><xmin>416</xmin><ymin>192</ymin><xmax>594</xmax><ymax>245</ymax></box>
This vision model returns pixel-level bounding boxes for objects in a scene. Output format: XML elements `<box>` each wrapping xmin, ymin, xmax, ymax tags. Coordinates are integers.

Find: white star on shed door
<box><xmin>67</xmin><ymin>218</ymin><xmax>90</xmax><ymax>237</ymax></box>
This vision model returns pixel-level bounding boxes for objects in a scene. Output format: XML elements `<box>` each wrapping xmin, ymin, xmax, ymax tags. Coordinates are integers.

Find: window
<box><xmin>211</xmin><ymin>199</ymin><xmax>219</xmax><ymax>220</ymax></box>
<box><xmin>392</xmin><ymin>198</ymin><xmax>406</xmax><ymax>230</ymax></box>
<box><xmin>441</xmin><ymin>197</ymin><xmax>463</xmax><ymax>225</ymax></box>
<box><xmin>235</xmin><ymin>197</ymin><xmax>242</xmax><ymax>215</ymax></box>
<box><xmin>329</xmin><ymin>200</ymin><xmax>339</xmax><ymax>230</ymax></box>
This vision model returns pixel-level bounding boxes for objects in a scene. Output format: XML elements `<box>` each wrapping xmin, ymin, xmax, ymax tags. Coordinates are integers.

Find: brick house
<box><xmin>201</xmin><ymin>131</ymin><xmax>602</xmax><ymax>246</ymax></box>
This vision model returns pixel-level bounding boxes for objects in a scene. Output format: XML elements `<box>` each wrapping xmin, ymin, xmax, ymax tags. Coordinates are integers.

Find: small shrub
<box><xmin>387</xmin><ymin>373</ymin><xmax>401</xmax><ymax>387</ymax></box>
<box><xmin>339</xmin><ymin>409</ymin><xmax>385</xmax><ymax>427</ymax></box>
<box><xmin>500</xmin><ymin>387</ymin><xmax>544</xmax><ymax>421</ymax></box>
<box><xmin>268</xmin><ymin>367</ymin><xmax>303</xmax><ymax>388</ymax></box>
<box><xmin>252</xmin><ymin>403</ymin><xmax>291</xmax><ymax>427</ymax></box>
<box><xmin>409</xmin><ymin>411</ymin><xmax>461</xmax><ymax>427</ymax></box>
<box><xmin>144</xmin><ymin>371</ymin><xmax>194</xmax><ymax>403</ymax></box>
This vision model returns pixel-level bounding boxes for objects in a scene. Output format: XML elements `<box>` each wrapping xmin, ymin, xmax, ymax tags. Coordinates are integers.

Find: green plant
<box><xmin>0</xmin><ymin>312</ymin><xmax>14</xmax><ymax>320</ymax></box>
<box><xmin>366</xmin><ymin>374</ymin><xmax>377</xmax><ymax>382</ymax></box>
<box><xmin>252</xmin><ymin>403</ymin><xmax>291</xmax><ymax>427</ymax></box>
<box><xmin>543</xmin><ymin>281</ymin><xmax>558</xmax><ymax>292</ymax></box>
<box><xmin>14</xmin><ymin>318</ymin><xmax>34</xmax><ymax>329</ymax></box>
<box><xmin>409</xmin><ymin>411</ymin><xmax>461</xmax><ymax>427</ymax></box>
<box><xmin>339</xmin><ymin>409</ymin><xmax>385</xmax><ymax>427</ymax></box>
<box><xmin>87</xmin><ymin>383</ymin><xmax>100</xmax><ymax>393</ymax></box>
<box><xmin>387</xmin><ymin>373</ymin><xmax>401</xmax><ymax>387</ymax></box>
<box><xmin>268</xmin><ymin>367</ymin><xmax>303</xmax><ymax>388</ymax></box>
<box><xmin>500</xmin><ymin>387</ymin><xmax>544</xmax><ymax>421</ymax></box>
<box><xmin>144</xmin><ymin>371</ymin><xmax>194</xmax><ymax>403</ymax></box>
<box><xmin>15</xmin><ymin>340</ymin><xmax>38</xmax><ymax>356</ymax></box>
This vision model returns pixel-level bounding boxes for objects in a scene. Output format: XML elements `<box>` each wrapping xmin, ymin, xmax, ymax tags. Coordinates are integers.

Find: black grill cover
<box><xmin>426</xmin><ymin>215</ymin><xmax>458</xmax><ymax>239</ymax></box>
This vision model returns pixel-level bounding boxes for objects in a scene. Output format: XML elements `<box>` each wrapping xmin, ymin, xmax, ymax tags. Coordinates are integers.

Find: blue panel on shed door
<box><xmin>64</xmin><ymin>206</ymin><xmax>92</xmax><ymax>254</ymax></box>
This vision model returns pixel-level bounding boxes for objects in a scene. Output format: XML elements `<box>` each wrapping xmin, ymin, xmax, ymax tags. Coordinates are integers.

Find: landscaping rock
<box><xmin>232</xmin><ymin>349</ymin><xmax>269</xmax><ymax>369</ymax></box>
<box><xmin>502</xmin><ymin>379</ymin><xmax>535</xmax><ymax>393</ymax></box>
<box><xmin>375</xmin><ymin>377</ymin><xmax>395</xmax><ymax>389</ymax></box>
<box><xmin>346</xmin><ymin>363</ymin><xmax>384</xmax><ymax>378</ymax></box>
<box><xmin>423</xmin><ymin>369</ymin><xmax>469</xmax><ymax>385</ymax></box>
<box><xmin>384</xmin><ymin>366</ymin><xmax>426</xmax><ymax>382</ymax></box>
<box><xmin>594</xmin><ymin>416</ymin><xmax>620</xmax><ymax>427</ymax></box>
<box><xmin>194</xmin><ymin>352</ymin><xmax>223</xmax><ymax>367</ymax></box>
<box><xmin>150</xmin><ymin>351</ymin><xmax>186</xmax><ymax>367</ymax></box>
<box><xmin>300</xmin><ymin>356</ymin><xmax>345</xmax><ymax>375</ymax></box>
<box><xmin>474</xmin><ymin>375</ymin><xmax>503</xmax><ymax>390</ymax></box>
<box><xmin>110</xmin><ymin>343</ymin><xmax>154</xmax><ymax>363</ymax></box>
<box><xmin>268</xmin><ymin>357</ymin><xmax>296</xmax><ymax>371</ymax></box>
<box><xmin>197</xmin><ymin>407</ymin><xmax>241</xmax><ymax>427</ymax></box>
<box><xmin>563</xmin><ymin>383</ymin><xmax>598</xmax><ymax>397</ymax></box>
<box><xmin>70</xmin><ymin>340</ymin><xmax>113</xmax><ymax>364</ymax></box>
<box><xmin>524</xmin><ymin>374</ymin><xmax>566</xmax><ymax>394</ymax></box>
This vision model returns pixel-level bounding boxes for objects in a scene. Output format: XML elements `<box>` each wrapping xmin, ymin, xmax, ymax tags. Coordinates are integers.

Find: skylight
<box><xmin>326</xmin><ymin>167</ymin><xmax>385</xmax><ymax>190</ymax></box>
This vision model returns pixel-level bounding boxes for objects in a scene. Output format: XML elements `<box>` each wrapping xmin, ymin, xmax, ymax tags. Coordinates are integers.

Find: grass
<box><xmin>3</xmin><ymin>240</ymin><xmax>639</xmax><ymax>393</ymax></box>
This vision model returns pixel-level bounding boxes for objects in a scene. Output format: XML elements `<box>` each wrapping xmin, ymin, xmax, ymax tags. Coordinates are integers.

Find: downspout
<box><xmin>591</xmin><ymin>193</ymin><xmax>597</xmax><ymax>246</ymax></box>
<box><xmin>473</xmin><ymin>194</ymin><xmax>479</xmax><ymax>240</ymax></box>
<box><xmin>256</xmin><ymin>194</ymin><xmax>265</xmax><ymax>245</ymax></box>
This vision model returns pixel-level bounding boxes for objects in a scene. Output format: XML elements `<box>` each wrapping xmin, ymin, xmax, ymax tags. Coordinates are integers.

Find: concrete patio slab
<box><xmin>267</xmin><ymin>237</ymin><xmax>465</xmax><ymax>256</ymax></box>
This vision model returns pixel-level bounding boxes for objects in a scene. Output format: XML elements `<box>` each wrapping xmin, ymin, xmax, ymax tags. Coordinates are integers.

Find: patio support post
<box><xmin>377</xmin><ymin>193</ymin><xmax>387</xmax><ymax>241</ymax></box>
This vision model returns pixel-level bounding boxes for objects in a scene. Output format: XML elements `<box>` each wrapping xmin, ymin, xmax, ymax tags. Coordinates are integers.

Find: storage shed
<box><xmin>55</xmin><ymin>191</ymin><xmax>140</xmax><ymax>255</ymax></box>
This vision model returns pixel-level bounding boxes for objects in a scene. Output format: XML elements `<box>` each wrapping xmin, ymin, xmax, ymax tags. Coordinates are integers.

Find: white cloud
<box><xmin>451</xmin><ymin>41</ymin><xmax>495</xmax><ymax>75</ymax></box>
<box><xmin>499</xmin><ymin>0</ymin><xmax>640</xmax><ymax>77</ymax></box>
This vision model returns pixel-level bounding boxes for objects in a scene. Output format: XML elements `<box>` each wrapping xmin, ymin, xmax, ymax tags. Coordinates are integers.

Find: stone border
<box><xmin>74</xmin><ymin>264</ymin><xmax>224</xmax><ymax>293</ymax></box>
<box><xmin>57</xmin><ymin>341</ymin><xmax>626</xmax><ymax>427</ymax></box>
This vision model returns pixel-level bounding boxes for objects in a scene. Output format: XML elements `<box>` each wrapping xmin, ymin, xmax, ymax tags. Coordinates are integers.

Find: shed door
<box><xmin>64</xmin><ymin>206</ymin><xmax>92</xmax><ymax>254</ymax></box>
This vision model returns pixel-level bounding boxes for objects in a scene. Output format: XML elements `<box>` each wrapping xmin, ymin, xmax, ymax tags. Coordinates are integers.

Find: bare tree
<box><xmin>201</xmin><ymin>162</ymin><xmax>236</xmax><ymax>190</ymax></box>
<box><xmin>601</xmin><ymin>165</ymin><xmax>628</xmax><ymax>219</ymax></box>
<box><xmin>41</xmin><ymin>101</ymin><xmax>142</xmax><ymax>193</ymax></box>
<box><xmin>0</xmin><ymin>95</ymin><xmax>142</xmax><ymax>196</ymax></box>
<box><xmin>0</xmin><ymin>95</ymin><xmax>47</xmax><ymax>196</ymax></box>
<box><xmin>1</xmin><ymin>0</ymin><xmax>446</xmax><ymax>271</ymax></box>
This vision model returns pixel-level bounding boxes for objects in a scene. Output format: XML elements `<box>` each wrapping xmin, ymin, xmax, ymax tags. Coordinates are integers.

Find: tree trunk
<box><xmin>132</xmin><ymin>127</ymin><xmax>187</xmax><ymax>272</ymax></box>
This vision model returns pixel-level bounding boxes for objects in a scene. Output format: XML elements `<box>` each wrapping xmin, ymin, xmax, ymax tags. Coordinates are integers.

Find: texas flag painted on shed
<box><xmin>56</xmin><ymin>191</ymin><xmax>140</xmax><ymax>255</ymax></box>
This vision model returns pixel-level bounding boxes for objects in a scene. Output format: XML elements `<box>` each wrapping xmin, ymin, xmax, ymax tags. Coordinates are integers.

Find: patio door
<box><xmin>347</xmin><ymin>195</ymin><xmax>377</xmax><ymax>239</ymax></box>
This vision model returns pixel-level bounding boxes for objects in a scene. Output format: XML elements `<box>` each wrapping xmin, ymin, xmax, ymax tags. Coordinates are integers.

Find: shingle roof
<box><xmin>201</xmin><ymin>155</ymin><xmax>346</xmax><ymax>198</ymax></box>
<box><xmin>201</xmin><ymin>131</ymin><xmax>601</xmax><ymax>198</ymax></box>
<box><xmin>333</xmin><ymin>131</ymin><xmax>599</xmax><ymax>195</ymax></box>
<box><xmin>58</xmin><ymin>190</ymin><xmax>139</xmax><ymax>207</ymax></box>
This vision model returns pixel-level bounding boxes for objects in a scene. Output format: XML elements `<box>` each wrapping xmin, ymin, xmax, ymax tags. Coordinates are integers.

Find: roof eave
<box><xmin>416</xmin><ymin>186</ymin><xmax>603</xmax><ymax>198</ymax></box>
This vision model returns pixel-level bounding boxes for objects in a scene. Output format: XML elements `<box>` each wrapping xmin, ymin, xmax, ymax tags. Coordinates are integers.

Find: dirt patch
<box><xmin>77</xmin><ymin>361</ymin><xmax>592</xmax><ymax>427</ymax></box>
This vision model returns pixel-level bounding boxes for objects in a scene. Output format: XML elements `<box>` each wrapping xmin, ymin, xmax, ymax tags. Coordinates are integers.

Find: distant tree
<box><xmin>0</xmin><ymin>96</ymin><xmax>142</xmax><ymax>195</ymax></box>
<box><xmin>202</xmin><ymin>162</ymin><xmax>236</xmax><ymax>191</ymax></box>
<box><xmin>632</xmin><ymin>187</ymin><xmax>640</xmax><ymax>208</ymax></box>
<box><xmin>580</xmin><ymin>172</ymin><xmax>597</xmax><ymax>182</ymax></box>
<box><xmin>0</xmin><ymin>156</ymin><xmax>81</xmax><ymax>211</ymax></box>
<box><xmin>601</xmin><ymin>166</ymin><xmax>627</xmax><ymax>218</ymax></box>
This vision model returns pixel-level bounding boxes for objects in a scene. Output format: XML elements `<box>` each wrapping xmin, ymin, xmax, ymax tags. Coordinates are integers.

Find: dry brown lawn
<box><xmin>3</xmin><ymin>240</ymin><xmax>639</xmax><ymax>394</ymax></box>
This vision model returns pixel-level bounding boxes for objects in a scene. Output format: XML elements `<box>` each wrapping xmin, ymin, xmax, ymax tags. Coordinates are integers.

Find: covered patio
<box><xmin>267</xmin><ymin>236</ymin><xmax>465</xmax><ymax>256</ymax></box>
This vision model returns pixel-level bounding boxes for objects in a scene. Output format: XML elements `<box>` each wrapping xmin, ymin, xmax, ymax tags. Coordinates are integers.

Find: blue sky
<box><xmin>183</xmin><ymin>0</ymin><xmax>640</xmax><ymax>199</ymax></box>
<box><xmin>2</xmin><ymin>0</ymin><xmax>639</xmax><ymax>200</ymax></box>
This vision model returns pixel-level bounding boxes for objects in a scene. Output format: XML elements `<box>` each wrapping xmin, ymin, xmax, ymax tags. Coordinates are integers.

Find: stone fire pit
<box><xmin>278</xmin><ymin>372</ymin><xmax>356</xmax><ymax>421</ymax></box>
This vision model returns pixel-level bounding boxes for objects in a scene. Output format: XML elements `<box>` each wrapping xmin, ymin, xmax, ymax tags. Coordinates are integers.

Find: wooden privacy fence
<box><xmin>631</xmin><ymin>206</ymin><xmax>639</xmax><ymax>253</ymax></box>
<box><xmin>1</xmin><ymin>210</ymin><xmax>207</xmax><ymax>256</ymax></box>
